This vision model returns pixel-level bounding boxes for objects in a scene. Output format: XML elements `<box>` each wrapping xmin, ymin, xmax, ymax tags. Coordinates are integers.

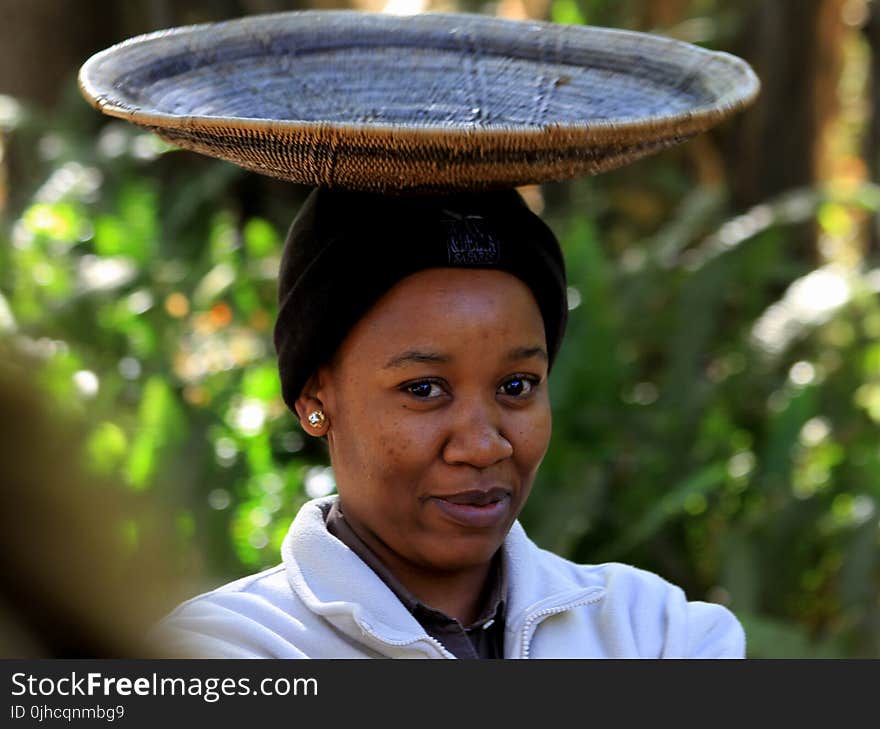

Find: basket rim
<box><xmin>77</xmin><ymin>9</ymin><xmax>761</xmax><ymax>142</ymax></box>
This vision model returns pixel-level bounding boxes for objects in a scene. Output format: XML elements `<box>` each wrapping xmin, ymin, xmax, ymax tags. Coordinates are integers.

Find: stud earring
<box><xmin>307</xmin><ymin>410</ymin><xmax>326</xmax><ymax>429</ymax></box>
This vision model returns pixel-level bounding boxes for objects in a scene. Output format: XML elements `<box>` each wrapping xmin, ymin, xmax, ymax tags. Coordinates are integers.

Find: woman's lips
<box><xmin>428</xmin><ymin>488</ymin><xmax>511</xmax><ymax>529</ymax></box>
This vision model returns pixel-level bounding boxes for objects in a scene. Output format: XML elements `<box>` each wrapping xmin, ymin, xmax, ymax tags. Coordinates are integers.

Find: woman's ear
<box><xmin>293</xmin><ymin>369</ymin><xmax>331</xmax><ymax>437</ymax></box>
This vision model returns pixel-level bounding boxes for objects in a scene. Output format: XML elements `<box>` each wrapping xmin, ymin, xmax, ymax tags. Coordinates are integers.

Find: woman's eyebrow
<box><xmin>507</xmin><ymin>345</ymin><xmax>548</xmax><ymax>362</ymax></box>
<box><xmin>384</xmin><ymin>345</ymin><xmax>547</xmax><ymax>369</ymax></box>
<box><xmin>383</xmin><ymin>350</ymin><xmax>451</xmax><ymax>369</ymax></box>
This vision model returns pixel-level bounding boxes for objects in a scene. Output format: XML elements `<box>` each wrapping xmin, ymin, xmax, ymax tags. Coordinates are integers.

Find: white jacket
<box><xmin>156</xmin><ymin>496</ymin><xmax>745</xmax><ymax>658</ymax></box>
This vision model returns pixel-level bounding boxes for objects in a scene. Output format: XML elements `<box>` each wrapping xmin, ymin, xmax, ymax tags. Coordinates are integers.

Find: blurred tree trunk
<box><xmin>633</xmin><ymin>0</ymin><xmax>730</xmax><ymax>188</ymax></box>
<box><xmin>636</xmin><ymin>0</ymin><xmax>692</xmax><ymax>29</ymax></box>
<box><xmin>0</xmin><ymin>0</ymin><xmax>122</xmax><ymax>108</ymax></box>
<box><xmin>0</xmin><ymin>0</ymin><xmax>352</xmax><ymax>110</ymax></box>
<box><xmin>863</xmin><ymin>0</ymin><xmax>880</xmax><ymax>254</ymax></box>
<box><xmin>724</xmin><ymin>0</ymin><xmax>847</xmax><ymax>259</ymax></box>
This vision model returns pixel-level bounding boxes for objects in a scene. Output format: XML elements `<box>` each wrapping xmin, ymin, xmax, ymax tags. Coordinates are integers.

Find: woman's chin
<box><xmin>414</xmin><ymin>534</ymin><xmax>505</xmax><ymax>574</ymax></box>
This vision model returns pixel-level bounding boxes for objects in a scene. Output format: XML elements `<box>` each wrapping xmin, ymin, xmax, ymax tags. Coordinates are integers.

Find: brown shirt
<box><xmin>324</xmin><ymin>499</ymin><xmax>507</xmax><ymax>659</ymax></box>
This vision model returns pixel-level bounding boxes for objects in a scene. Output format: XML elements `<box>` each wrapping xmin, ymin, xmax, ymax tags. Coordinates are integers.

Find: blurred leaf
<box><xmin>0</xmin><ymin>291</ymin><xmax>16</xmax><ymax>333</ymax></box>
<box><xmin>86</xmin><ymin>421</ymin><xmax>128</xmax><ymax>476</ymax></box>
<box><xmin>243</xmin><ymin>218</ymin><xmax>280</xmax><ymax>259</ymax></box>
<box><xmin>125</xmin><ymin>318</ymin><xmax>159</xmax><ymax>358</ymax></box>
<box><xmin>244</xmin><ymin>432</ymin><xmax>273</xmax><ymax>476</ymax></box>
<box><xmin>97</xmin><ymin>181</ymin><xmax>160</xmax><ymax>265</ymax></box>
<box><xmin>738</xmin><ymin>612</ymin><xmax>847</xmax><ymax>658</ymax></box>
<box><xmin>193</xmin><ymin>263</ymin><xmax>235</xmax><ymax>308</ymax></box>
<box><xmin>760</xmin><ymin>385</ymin><xmax>817</xmax><ymax>490</ymax></box>
<box><xmin>22</xmin><ymin>202</ymin><xmax>84</xmax><ymax>245</ymax></box>
<box><xmin>720</xmin><ymin>528</ymin><xmax>760</xmax><ymax>614</ymax></box>
<box><xmin>93</xmin><ymin>214</ymin><xmax>128</xmax><ymax>257</ymax></box>
<box><xmin>598</xmin><ymin>462</ymin><xmax>729</xmax><ymax>560</ymax></box>
<box><xmin>551</xmin><ymin>0</ymin><xmax>587</xmax><ymax>25</ymax></box>
<box><xmin>241</xmin><ymin>364</ymin><xmax>282</xmax><ymax>402</ymax></box>
<box><xmin>209</xmin><ymin>211</ymin><xmax>239</xmax><ymax>264</ymax></box>
<box><xmin>125</xmin><ymin>376</ymin><xmax>185</xmax><ymax>490</ymax></box>
<box><xmin>838</xmin><ymin>519</ymin><xmax>879</xmax><ymax>613</ymax></box>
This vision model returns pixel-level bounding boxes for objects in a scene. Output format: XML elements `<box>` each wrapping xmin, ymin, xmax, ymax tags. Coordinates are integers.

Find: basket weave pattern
<box><xmin>79</xmin><ymin>10</ymin><xmax>760</xmax><ymax>192</ymax></box>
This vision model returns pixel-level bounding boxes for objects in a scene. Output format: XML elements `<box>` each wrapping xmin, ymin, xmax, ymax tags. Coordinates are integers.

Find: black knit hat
<box><xmin>273</xmin><ymin>187</ymin><xmax>568</xmax><ymax>411</ymax></box>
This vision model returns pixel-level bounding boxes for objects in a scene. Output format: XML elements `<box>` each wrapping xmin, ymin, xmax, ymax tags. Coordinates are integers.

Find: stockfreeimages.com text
<box><xmin>10</xmin><ymin>672</ymin><xmax>317</xmax><ymax>703</ymax></box>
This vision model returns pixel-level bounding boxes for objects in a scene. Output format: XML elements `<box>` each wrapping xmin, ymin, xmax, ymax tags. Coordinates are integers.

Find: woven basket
<box><xmin>79</xmin><ymin>10</ymin><xmax>760</xmax><ymax>193</ymax></box>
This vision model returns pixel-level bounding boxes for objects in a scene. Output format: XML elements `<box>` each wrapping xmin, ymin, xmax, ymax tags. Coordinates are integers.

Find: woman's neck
<box><xmin>382</xmin><ymin>553</ymin><xmax>493</xmax><ymax>626</ymax></box>
<box><xmin>341</xmin><ymin>511</ymin><xmax>495</xmax><ymax>626</ymax></box>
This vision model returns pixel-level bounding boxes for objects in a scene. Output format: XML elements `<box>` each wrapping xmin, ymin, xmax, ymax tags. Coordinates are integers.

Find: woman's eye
<box><xmin>406</xmin><ymin>381</ymin><xmax>444</xmax><ymax>399</ymax></box>
<box><xmin>499</xmin><ymin>376</ymin><xmax>537</xmax><ymax>398</ymax></box>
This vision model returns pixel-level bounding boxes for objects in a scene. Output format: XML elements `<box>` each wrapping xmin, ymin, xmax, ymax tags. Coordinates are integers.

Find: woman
<box><xmin>156</xmin><ymin>186</ymin><xmax>745</xmax><ymax>659</ymax></box>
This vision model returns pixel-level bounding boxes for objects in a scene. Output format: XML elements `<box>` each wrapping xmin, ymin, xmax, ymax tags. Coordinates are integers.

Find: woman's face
<box><xmin>302</xmin><ymin>267</ymin><xmax>552</xmax><ymax>574</ymax></box>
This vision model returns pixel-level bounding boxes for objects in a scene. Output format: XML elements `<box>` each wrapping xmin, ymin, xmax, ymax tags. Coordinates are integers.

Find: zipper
<box><xmin>356</xmin><ymin>589</ymin><xmax>604</xmax><ymax>659</ymax></box>
<box><xmin>519</xmin><ymin>591</ymin><xmax>604</xmax><ymax>659</ymax></box>
<box><xmin>357</xmin><ymin>619</ymin><xmax>455</xmax><ymax>659</ymax></box>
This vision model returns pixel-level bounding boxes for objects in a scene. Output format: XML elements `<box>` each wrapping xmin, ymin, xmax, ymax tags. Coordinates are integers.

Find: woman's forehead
<box><xmin>371</xmin><ymin>267</ymin><xmax>541</xmax><ymax>318</ymax></box>
<box><xmin>337</xmin><ymin>268</ymin><xmax>547</xmax><ymax>361</ymax></box>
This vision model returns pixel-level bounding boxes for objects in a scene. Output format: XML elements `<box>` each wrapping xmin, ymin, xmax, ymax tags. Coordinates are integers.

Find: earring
<box><xmin>307</xmin><ymin>410</ymin><xmax>326</xmax><ymax>429</ymax></box>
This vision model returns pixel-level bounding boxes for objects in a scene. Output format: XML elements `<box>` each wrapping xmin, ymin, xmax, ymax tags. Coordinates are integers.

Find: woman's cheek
<box><xmin>518</xmin><ymin>406</ymin><xmax>552</xmax><ymax>468</ymax></box>
<box><xmin>374</xmin><ymin>413</ymin><xmax>418</xmax><ymax>461</ymax></box>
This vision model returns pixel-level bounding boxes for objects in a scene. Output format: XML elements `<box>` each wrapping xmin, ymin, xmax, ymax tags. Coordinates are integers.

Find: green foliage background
<box><xmin>2</xmin><ymin>0</ymin><xmax>879</xmax><ymax>658</ymax></box>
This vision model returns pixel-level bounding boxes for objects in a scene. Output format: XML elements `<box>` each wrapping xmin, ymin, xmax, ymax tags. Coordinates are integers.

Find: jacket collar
<box><xmin>281</xmin><ymin>496</ymin><xmax>604</xmax><ymax>658</ymax></box>
<box><xmin>324</xmin><ymin>497</ymin><xmax>507</xmax><ymax>630</ymax></box>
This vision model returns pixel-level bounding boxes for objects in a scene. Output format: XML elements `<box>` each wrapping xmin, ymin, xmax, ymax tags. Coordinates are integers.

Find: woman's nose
<box><xmin>442</xmin><ymin>400</ymin><xmax>513</xmax><ymax>468</ymax></box>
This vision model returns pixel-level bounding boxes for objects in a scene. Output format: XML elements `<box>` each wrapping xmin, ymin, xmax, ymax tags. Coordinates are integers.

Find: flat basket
<box><xmin>78</xmin><ymin>10</ymin><xmax>760</xmax><ymax>193</ymax></box>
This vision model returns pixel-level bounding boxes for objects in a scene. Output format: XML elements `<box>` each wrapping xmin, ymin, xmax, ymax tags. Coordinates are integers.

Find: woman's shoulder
<box><xmin>150</xmin><ymin>565</ymin><xmax>310</xmax><ymax>658</ymax></box>
<box><xmin>182</xmin><ymin>563</ymin><xmax>290</xmax><ymax>598</ymax></box>
<box><xmin>514</xmin><ymin>535</ymin><xmax>746</xmax><ymax>657</ymax></box>
<box><xmin>512</xmin><ymin>525</ymin><xmax>695</xmax><ymax>597</ymax></box>
<box><xmin>594</xmin><ymin>561</ymin><xmax>746</xmax><ymax>657</ymax></box>
<box><xmin>527</xmin><ymin>542</ymin><xmax>715</xmax><ymax>608</ymax></box>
